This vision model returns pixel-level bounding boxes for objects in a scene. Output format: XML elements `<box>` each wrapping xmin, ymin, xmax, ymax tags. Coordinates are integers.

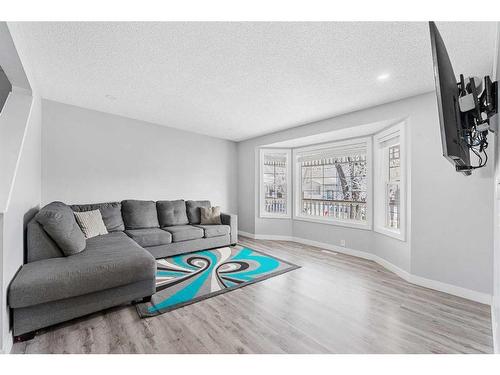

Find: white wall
<box><xmin>238</xmin><ymin>92</ymin><xmax>494</xmax><ymax>297</ymax></box>
<box><xmin>1</xmin><ymin>94</ymin><xmax>41</xmax><ymax>352</ymax></box>
<box><xmin>0</xmin><ymin>22</ymin><xmax>41</xmax><ymax>354</ymax></box>
<box><xmin>42</xmin><ymin>100</ymin><xmax>238</xmax><ymax>213</ymax></box>
<box><xmin>410</xmin><ymin>98</ymin><xmax>493</xmax><ymax>294</ymax></box>
<box><xmin>0</xmin><ymin>91</ymin><xmax>32</xmax><ymax>213</ymax></box>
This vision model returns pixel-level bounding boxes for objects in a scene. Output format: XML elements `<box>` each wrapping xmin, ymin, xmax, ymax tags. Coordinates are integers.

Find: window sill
<box><xmin>374</xmin><ymin>226</ymin><xmax>405</xmax><ymax>241</ymax></box>
<box><xmin>293</xmin><ymin>215</ymin><xmax>372</xmax><ymax>230</ymax></box>
<box><xmin>259</xmin><ymin>213</ymin><xmax>291</xmax><ymax>219</ymax></box>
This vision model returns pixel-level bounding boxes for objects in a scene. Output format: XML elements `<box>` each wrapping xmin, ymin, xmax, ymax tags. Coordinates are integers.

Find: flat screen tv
<box><xmin>429</xmin><ymin>22</ymin><xmax>471</xmax><ymax>174</ymax></box>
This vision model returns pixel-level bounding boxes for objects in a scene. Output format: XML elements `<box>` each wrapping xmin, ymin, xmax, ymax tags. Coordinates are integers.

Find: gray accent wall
<box><xmin>238</xmin><ymin>92</ymin><xmax>494</xmax><ymax>295</ymax></box>
<box><xmin>41</xmin><ymin>100</ymin><xmax>238</xmax><ymax>214</ymax></box>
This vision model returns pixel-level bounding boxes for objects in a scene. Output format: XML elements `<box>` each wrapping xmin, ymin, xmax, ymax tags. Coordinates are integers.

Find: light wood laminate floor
<box><xmin>12</xmin><ymin>237</ymin><xmax>493</xmax><ymax>354</ymax></box>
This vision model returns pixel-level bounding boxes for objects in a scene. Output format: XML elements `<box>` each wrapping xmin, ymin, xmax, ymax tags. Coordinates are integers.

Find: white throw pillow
<box><xmin>74</xmin><ymin>209</ymin><xmax>108</xmax><ymax>239</ymax></box>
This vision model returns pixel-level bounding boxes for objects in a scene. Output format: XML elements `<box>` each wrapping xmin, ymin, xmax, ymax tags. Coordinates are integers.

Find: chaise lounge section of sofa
<box><xmin>8</xmin><ymin>199</ymin><xmax>237</xmax><ymax>340</ymax></box>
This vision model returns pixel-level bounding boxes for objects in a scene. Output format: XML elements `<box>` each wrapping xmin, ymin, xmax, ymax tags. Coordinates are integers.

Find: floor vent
<box><xmin>321</xmin><ymin>250</ymin><xmax>338</xmax><ymax>255</ymax></box>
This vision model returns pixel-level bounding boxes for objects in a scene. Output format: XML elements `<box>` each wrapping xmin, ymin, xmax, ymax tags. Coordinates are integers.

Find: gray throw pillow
<box><xmin>74</xmin><ymin>209</ymin><xmax>108</xmax><ymax>239</ymax></box>
<box><xmin>121</xmin><ymin>200</ymin><xmax>160</xmax><ymax>229</ymax></box>
<box><xmin>200</xmin><ymin>206</ymin><xmax>222</xmax><ymax>225</ymax></box>
<box><xmin>35</xmin><ymin>201</ymin><xmax>86</xmax><ymax>256</ymax></box>
<box><xmin>186</xmin><ymin>200</ymin><xmax>211</xmax><ymax>224</ymax></box>
<box><xmin>157</xmin><ymin>200</ymin><xmax>189</xmax><ymax>227</ymax></box>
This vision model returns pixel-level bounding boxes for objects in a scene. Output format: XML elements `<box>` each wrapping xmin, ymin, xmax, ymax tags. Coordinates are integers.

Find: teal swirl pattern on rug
<box><xmin>136</xmin><ymin>245</ymin><xmax>299</xmax><ymax>317</ymax></box>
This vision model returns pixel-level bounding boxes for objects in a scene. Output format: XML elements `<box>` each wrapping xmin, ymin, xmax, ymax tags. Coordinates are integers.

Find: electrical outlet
<box><xmin>340</xmin><ymin>240</ymin><xmax>346</xmax><ymax>247</ymax></box>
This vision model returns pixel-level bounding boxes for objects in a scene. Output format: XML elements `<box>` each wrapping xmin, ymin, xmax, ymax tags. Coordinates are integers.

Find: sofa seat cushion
<box><xmin>71</xmin><ymin>202</ymin><xmax>125</xmax><ymax>232</ymax></box>
<box><xmin>8</xmin><ymin>232</ymin><xmax>156</xmax><ymax>309</ymax></box>
<box><xmin>122</xmin><ymin>200</ymin><xmax>159</xmax><ymax>229</ymax></box>
<box><xmin>162</xmin><ymin>225</ymin><xmax>204</xmax><ymax>242</ymax></box>
<box><xmin>195</xmin><ymin>224</ymin><xmax>230</xmax><ymax>238</ymax></box>
<box><xmin>125</xmin><ymin>228</ymin><xmax>172</xmax><ymax>247</ymax></box>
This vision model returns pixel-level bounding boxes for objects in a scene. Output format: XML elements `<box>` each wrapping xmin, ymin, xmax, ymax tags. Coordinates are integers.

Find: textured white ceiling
<box><xmin>7</xmin><ymin>22</ymin><xmax>497</xmax><ymax>141</ymax></box>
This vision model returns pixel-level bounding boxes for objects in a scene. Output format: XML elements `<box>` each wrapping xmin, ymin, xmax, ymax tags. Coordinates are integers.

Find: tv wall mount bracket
<box><xmin>455</xmin><ymin>74</ymin><xmax>497</xmax><ymax>172</ymax></box>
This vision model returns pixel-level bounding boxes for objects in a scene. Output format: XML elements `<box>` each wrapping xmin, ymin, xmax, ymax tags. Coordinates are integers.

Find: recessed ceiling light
<box><xmin>377</xmin><ymin>73</ymin><xmax>390</xmax><ymax>81</ymax></box>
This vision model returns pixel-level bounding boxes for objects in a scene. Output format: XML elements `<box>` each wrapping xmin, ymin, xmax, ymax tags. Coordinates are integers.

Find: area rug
<box><xmin>136</xmin><ymin>245</ymin><xmax>299</xmax><ymax>317</ymax></box>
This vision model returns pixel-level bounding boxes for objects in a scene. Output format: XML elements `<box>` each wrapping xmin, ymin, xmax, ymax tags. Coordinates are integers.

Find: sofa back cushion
<box><xmin>35</xmin><ymin>201</ymin><xmax>86</xmax><ymax>256</ymax></box>
<box><xmin>70</xmin><ymin>202</ymin><xmax>125</xmax><ymax>232</ymax></box>
<box><xmin>186</xmin><ymin>200</ymin><xmax>211</xmax><ymax>224</ymax></box>
<box><xmin>27</xmin><ymin>220</ymin><xmax>64</xmax><ymax>262</ymax></box>
<box><xmin>121</xmin><ymin>200</ymin><xmax>159</xmax><ymax>229</ymax></box>
<box><xmin>157</xmin><ymin>200</ymin><xmax>189</xmax><ymax>227</ymax></box>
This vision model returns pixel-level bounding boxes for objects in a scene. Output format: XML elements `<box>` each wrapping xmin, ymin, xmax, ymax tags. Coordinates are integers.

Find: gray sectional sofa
<box><xmin>8</xmin><ymin>199</ymin><xmax>237</xmax><ymax>340</ymax></box>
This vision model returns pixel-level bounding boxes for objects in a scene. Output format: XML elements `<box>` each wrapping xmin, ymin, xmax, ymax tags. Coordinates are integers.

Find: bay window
<box><xmin>258</xmin><ymin>123</ymin><xmax>406</xmax><ymax>240</ymax></box>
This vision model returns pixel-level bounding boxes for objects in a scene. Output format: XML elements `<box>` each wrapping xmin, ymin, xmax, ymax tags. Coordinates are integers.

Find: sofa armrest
<box><xmin>220</xmin><ymin>213</ymin><xmax>238</xmax><ymax>245</ymax></box>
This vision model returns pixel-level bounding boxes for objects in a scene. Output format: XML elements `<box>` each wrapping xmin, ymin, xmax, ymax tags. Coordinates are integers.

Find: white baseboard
<box><xmin>406</xmin><ymin>273</ymin><xmax>491</xmax><ymax>305</ymax></box>
<box><xmin>239</xmin><ymin>232</ymin><xmax>492</xmax><ymax>305</ymax></box>
<box><xmin>1</xmin><ymin>332</ymin><xmax>13</xmax><ymax>354</ymax></box>
<box><xmin>492</xmin><ymin>298</ymin><xmax>499</xmax><ymax>354</ymax></box>
<box><xmin>238</xmin><ymin>231</ymin><xmax>293</xmax><ymax>241</ymax></box>
<box><xmin>238</xmin><ymin>231</ymin><xmax>255</xmax><ymax>239</ymax></box>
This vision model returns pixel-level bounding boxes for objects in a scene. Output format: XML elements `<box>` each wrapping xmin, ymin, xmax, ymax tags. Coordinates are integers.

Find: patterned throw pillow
<box><xmin>200</xmin><ymin>206</ymin><xmax>222</xmax><ymax>225</ymax></box>
<box><xmin>74</xmin><ymin>209</ymin><xmax>108</xmax><ymax>239</ymax></box>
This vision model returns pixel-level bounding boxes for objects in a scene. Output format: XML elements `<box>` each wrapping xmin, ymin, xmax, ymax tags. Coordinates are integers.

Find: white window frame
<box><xmin>373</xmin><ymin>122</ymin><xmax>406</xmax><ymax>241</ymax></box>
<box><xmin>292</xmin><ymin>137</ymin><xmax>373</xmax><ymax>230</ymax></box>
<box><xmin>259</xmin><ymin>148</ymin><xmax>292</xmax><ymax>219</ymax></box>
